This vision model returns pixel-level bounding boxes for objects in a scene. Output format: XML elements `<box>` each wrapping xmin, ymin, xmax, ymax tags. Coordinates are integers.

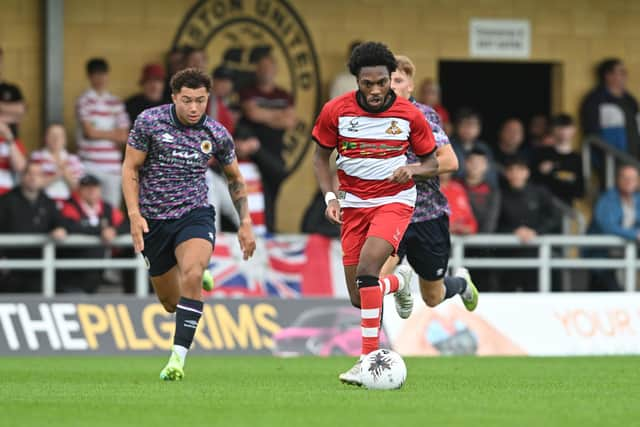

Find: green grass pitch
<box><xmin>1</xmin><ymin>356</ymin><xmax>638</xmax><ymax>427</ymax></box>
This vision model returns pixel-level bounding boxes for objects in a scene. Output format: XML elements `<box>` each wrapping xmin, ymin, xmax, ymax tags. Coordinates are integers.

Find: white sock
<box><xmin>173</xmin><ymin>345</ymin><xmax>188</xmax><ymax>363</ymax></box>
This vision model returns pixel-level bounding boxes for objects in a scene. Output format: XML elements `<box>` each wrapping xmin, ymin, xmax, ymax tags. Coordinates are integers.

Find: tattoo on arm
<box><xmin>228</xmin><ymin>179</ymin><xmax>249</xmax><ymax>222</ymax></box>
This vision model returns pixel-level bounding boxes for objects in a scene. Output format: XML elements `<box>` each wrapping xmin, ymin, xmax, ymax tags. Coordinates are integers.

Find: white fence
<box><xmin>0</xmin><ymin>233</ymin><xmax>637</xmax><ymax>296</ymax></box>
<box><xmin>0</xmin><ymin>235</ymin><xmax>147</xmax><ymax>297</ymax></box>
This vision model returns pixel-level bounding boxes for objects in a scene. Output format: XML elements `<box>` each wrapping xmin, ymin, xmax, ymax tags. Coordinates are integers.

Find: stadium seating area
<box><xmin>1</xmin><ymin>44</ymin><xmax>639</xmax><ymax>294</ymax></box>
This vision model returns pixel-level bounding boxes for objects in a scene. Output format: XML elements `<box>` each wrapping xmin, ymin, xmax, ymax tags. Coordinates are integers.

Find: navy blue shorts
<box><xmin>142</xmin><ymin>206</ymin><xmax>216</xmax><ymax>277</ymax></box>
<box><xmin>397</xmin><ymin>215</ymin><xmax>450</xmax><ymax>281</ymax></box>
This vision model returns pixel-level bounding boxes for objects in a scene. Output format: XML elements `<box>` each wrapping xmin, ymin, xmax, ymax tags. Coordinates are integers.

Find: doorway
<box><xmin>438</xmin><ymin>60</ymin><xmax>559</xmax><ymax>146</ymax></box>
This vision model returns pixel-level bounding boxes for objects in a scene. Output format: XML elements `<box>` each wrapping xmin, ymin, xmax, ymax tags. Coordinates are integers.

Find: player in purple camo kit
<box><xmin>381</xmin><ymin>55</ymin><xmax>479</xmax><ymax>317</ymax></box>
<box><xmin>122</xmin><ymin>68</ymin><xmax>256</xmax><ymax>381</ymax></box>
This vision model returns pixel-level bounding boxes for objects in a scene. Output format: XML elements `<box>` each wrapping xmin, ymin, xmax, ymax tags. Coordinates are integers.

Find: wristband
<box><xmin>324</xmin><ymin>191</ymin><xmax>337</xmax><ymax>206</ymax></box>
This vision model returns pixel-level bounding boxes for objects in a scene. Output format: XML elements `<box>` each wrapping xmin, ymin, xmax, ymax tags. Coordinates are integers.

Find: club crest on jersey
<box><xmin>347</xmin><ymin>118</ymin><xmax>359</xmax><ymax>132</ymax></box>
<box><xmin>200</xmin><ymin>140</ymin><xmax>212</xmax><ymax>154</ymax></box>
<box><xmin>386</xmin><ymin>120</ymin><xmax>403</xmax><ymax>135</ymax></box>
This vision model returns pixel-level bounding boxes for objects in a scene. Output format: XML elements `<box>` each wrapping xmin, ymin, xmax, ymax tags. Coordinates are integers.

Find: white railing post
<box><xmin>42</xmin><ymin>241</ymin><xmax>56</xmax><ymax>297</ymax></box>
<box><xmin>539</xmin><ymin>240</ymin><xmax>551</xmax><ymax>293</ymax></box>
<box><xmin>135</xmin><ymin>255</ymin><xmax>149</xmax><ymax>297</ymax></box>
<box><xmin>605</xmin><ymin>153</ymin><xmax>615</xmax><ymax>189</ymax></box>
<box><xmin>450</xmin><ymin>237</ymin><xmax>464</xmax><ymax>274</ymax></box>
<box><xmin>624</xmin><ymin>242</ymin><xmax>636</xmax><ymax>292</ymax></box>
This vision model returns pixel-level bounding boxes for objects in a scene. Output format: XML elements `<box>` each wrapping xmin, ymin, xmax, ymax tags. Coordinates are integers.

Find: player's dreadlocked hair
<box><xmin>170</xmin><ymin>67</ymin><xmax>212</xmax><ymax>94</ymax></box>
<box><xmin>348</xmin><ymin>42</ymin><xmax>397</xmax><ymax>77</ymax></box>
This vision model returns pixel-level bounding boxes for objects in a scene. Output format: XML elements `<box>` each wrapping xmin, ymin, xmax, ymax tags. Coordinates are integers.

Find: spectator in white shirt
<box><xmin>75</xmin><ymin>58</ymin><xmax>130</xmax><ymax>208</ymax></box>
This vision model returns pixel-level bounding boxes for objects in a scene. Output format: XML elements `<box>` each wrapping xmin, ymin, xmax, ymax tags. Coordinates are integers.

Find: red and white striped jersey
<box><xmin>238</xmin><ymin>160</ymin><xmax>266</xmax><ymax>236</ymax></box>
<box><xmin>0</xmin><ymin>138</ymin><xmax>26</xmax><ymax>195</ymax></box>
<box><xmin>75</xmin><ymin>89</ymin><xmax>130</xmax><ymax>174</ymax></box>
<box><xmin>30</xmin><ymin>149</ymin><xmax>84</xmax><ymax>201</ymax></box>
<box><xmin>312</xmin><ymin>91</ymin><xmax>436</xmax><ymax>208</ymax></box>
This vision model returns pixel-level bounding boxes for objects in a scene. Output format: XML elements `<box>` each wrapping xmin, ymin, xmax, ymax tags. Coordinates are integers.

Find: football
<box><xmin>361</xmin><ymin>349</ymin><xmax>407</xmax><ymax>390</ymax></box>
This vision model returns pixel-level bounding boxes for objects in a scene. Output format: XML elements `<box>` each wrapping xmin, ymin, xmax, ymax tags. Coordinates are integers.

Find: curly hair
<box><xmin>170</xmin><ymin>68</ymin><xmax>212</xmax><ymax>94</ymax></box>
<box><xmin>348</xmin><ymin>41</ymin><xmax>397</xmax><ymax>77</ymax></box>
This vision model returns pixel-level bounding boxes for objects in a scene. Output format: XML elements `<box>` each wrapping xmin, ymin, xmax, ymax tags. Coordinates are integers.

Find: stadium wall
<box><xmin>1</xmin><ymin>0</ymin><xmax>43</xmax><ymax>153</ymax></box>
<box><xmin>3</xmin><ymin>0</ymin><xmax>640</xmax><ymax>231</ymax></box>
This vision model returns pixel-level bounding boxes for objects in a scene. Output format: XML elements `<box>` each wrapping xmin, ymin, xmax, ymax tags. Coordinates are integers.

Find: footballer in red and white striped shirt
<box><xmin>312</xmin><ymin>42</ymin><xmax>439</xmax><ymax>385</ymax></box>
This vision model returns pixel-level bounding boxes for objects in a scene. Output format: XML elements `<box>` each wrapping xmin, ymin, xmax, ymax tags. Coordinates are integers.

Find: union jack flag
<box><xmin>204</xmin><ymin>233</ymin><xmax>342</xmax><ymax>298</ymax></box>
<box><xmin>205</xmin><ymin>233</ymin><xmax>265</xmax><ymax>297</ymax></box>
<box><xmin>263</xmin><ymin>237</ymin><xmax>306</xmax><ymax>297</ymax></box>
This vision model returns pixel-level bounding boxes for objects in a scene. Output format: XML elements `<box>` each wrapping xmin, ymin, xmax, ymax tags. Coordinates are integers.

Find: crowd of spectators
<box><xmin>0</xmin><ymin>40</ymin><xmax>638</xmax><ymax>294</ymax></box>
<box><xmin>0</xmin><ymin>44</ymin><xmax>297</xmax><ymax>293</ymax></box>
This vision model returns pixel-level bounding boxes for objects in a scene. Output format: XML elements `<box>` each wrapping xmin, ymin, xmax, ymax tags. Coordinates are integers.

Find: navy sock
<box><xmin>174</xmin><ymin>297</ymin><xmax>203</xmax><ymax>349</ymax></box>
<box><xmin>444</xmin><ymin>276</ymin><xmax>467</xmax><ymax>300</ymax></box>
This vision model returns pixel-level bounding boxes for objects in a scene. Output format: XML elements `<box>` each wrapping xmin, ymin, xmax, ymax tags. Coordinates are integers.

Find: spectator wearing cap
<box><xmin>208</xmin><ymin>65</ymin><xmax>235</xmax><ymax>134</ymax></box>
<box><xmin>0</xmin><ymin>47</ymin><xmax>27</xmax><ymax>138</ymax></box>
<box><xmin>531</xmin><ymin>114</ymin><xmax>584</xmax><ymax>206</ymax></box>
<box><xmin>76</xmin><ymin>58</ymin><xmax>130</xmax><ymax>209</ymax></box>
<box><xmin>30</xmin><ymin>123</ymin><xmax>84</xmax><ymax>205</ymax></box>
<box><xmin>0</xmin><ymin>162</ymin><xmax>67</xmax><ymax>293</ymax></box>
<box><xmin>61</xmin><ymin>174</ymin><xmax>125</xmax><ymax>239</ymax></box>
<box><xmin>239</xmin><ymin>48</ymin><xmax>296</xmax><ymax>233</ymax></box>
<box><xmin>59</xmin><ymin>174</ymin><xmax>126</xmax><ymax>293</ymax></box>
<box><xmin>125</xmin><ymin>63</ymin><xmax>166</xmax><ymax>124</ymax></box>
<box><xmin>496</xmin><ymin>156</ymin><xmax>561</xmax><ymax>291</ymax></box>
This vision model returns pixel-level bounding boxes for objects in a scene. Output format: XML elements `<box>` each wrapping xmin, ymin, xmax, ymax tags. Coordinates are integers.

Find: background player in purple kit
<box><xmin>381</xmin><ymin>55</ymin><xmax>479</xmax><ymax>316</ymax></box>
<box><xmin>122</xmin><ymin>68</ymin><xmax>256</xmax><ymax>381</ymax></box>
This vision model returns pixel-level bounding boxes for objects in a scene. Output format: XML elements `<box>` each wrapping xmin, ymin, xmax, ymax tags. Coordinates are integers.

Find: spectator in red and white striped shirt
<box><xmin>205</xmin><ymin>129</ymin><xmax>266</xmax><ymax>236</ymax></box>
<box><xmin>236</xmin><ymin>135</ymin><xmax>266</xmax><ymax>236</ymax></box>
<box><xmin>75</xmin><ymin>58</ymin><xmax>130</xmax><ymax>208</ymax></box>
<box><xmin>0</xmin><ymin>120</ymin><xmax>26</xmax><ymax>195</ymax></box>
<box><xmin>30</xmin><ymin>124</ymin><xmax>83</xmax><ymax>204</ymax></box>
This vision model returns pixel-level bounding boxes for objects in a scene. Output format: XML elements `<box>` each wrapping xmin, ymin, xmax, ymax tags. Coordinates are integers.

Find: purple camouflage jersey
<box><xmin>408</xmin><ymin>99</ymin><xmax>451</xmax><ymax>223</ymax></box>
<box><xmin>127</xmin><ymin>104</ymin><xmax>236</xmax><ymax>219</ymax></box>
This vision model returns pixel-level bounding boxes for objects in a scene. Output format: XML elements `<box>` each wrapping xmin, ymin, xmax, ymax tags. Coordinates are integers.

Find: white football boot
<box><xmin>339</xmin><ymin>359</ymin><xmax>363</xmax><ymax>386</ymax></box>
<box><xmin>394</xmin><ymin>265</ymin><xmax>414</xmax><ymax>319</ymax></box>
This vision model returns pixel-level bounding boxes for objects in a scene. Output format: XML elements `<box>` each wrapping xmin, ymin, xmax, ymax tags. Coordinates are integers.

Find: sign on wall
<box><xmin>469</xmin><ymin>19</ymin><xmax>531</xmax><ymax>58</ymax></box>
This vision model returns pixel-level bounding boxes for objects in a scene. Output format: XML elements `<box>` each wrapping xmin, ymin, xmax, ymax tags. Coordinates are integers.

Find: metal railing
<box><xmin>449</xmin><ymin>234</ymin><xmax>637</xmax><ymax>292</ymax></box>
<box><xmin>582</xmin><ymin>135</ymin><xmax>640</xmax><ymax>192</ymax></box>
<box><xmin>0</xmin><ymin>233</ymin><xmax>638</xmax><ymax>296</ymax></box>
<box><xmin>0</xmin><ymin>235</ymin><xmax>148</xmax><ymax>297</ymax></box>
